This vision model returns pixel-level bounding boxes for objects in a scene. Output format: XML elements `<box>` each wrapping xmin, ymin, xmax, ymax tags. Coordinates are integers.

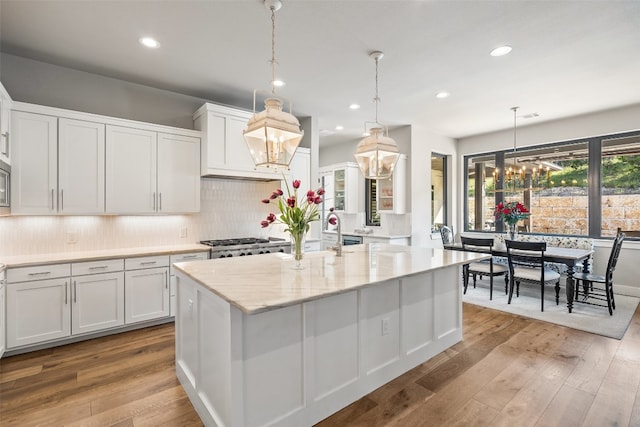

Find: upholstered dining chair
<box><xmin>574</xmin><ymin>230</ymin><xmax>625</xmax><ymax>315</ymax></box>
<box><xmin>460</xmin><ymin>236</ymin><xmax>508</xmax><ymax>300</ymax></box>
<box><xmin>505</xmin><ymin>240</ymin><xmax>561</xmax><ymax>312</ymax></box>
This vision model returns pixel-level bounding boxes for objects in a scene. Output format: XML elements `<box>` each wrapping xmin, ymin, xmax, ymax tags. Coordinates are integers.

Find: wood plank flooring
<box><xmin>2</xmin><ymin>303</ymin><xmax>640</xmax><ymax>426</ymax></box>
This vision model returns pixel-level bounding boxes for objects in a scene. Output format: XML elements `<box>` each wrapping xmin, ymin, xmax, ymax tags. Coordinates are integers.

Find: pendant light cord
<box><xmin>270</xmin><ymin>6</ymin><xmax>277</xmax><ymax>95</ymax></box>
<box><xmin>374</xmin><ymin>56</ymin><xmax>380</xmax><ymax>124</ymax></box>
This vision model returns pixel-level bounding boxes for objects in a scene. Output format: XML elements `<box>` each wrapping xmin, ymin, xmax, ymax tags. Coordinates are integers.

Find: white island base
<box><xmin>174</xmin><ymin>245</ymin><xmax>484</xmax><ymax>427</ymax></box>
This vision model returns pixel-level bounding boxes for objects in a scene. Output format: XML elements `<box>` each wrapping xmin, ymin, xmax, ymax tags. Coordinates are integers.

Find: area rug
<box><xmin>462</xmin><ymin>279</ymin><xmax>639</xmax><ymax>340</ymax></box>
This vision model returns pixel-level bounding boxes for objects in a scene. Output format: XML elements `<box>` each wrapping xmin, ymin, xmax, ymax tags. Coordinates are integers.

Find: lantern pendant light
<box><xmin>244</xmin><ymin>0</ymin><xmax>303</xmax><ymax>169</ymax></box>
<box><xmin>354</xmin><ymin>51</ymin><xmax>400</xmax><ymax>180</ymax></box>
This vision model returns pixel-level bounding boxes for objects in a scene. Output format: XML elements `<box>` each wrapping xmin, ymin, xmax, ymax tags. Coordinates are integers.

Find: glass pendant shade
<box><xmin>354</xmin><ymin>127</ymin><xmax>400</xmax><ymax>180</ymax></box>
<box><xmin>244</xmin><ymin>98</ymin><xmax>304</xmax><ymax>168</ymax></box>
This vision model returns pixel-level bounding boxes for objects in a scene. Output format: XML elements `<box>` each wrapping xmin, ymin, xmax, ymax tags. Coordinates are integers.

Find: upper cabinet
<box><xmin>377</xmin><ymin>154</ymin><xmax>407</xmax><ymax>214</ymax></box>
<box><xmin>0</xmin><ymin>82</ymin><xmax>12</xmax><ymax>165</ymax></box>
<box><xmin>193</xmin><ymin>103</ymin><xmax>288</xmax><ymax>181</ymax></box>
<box><xmin>320</xmin><ymin>162</ymin><xmax>362</xmax><ymax>214</ymax></box>
<box><xmin>105</xmin><ymin>126</ymin><xmax>201</xmax><ymax>214</ymax></box>
<box><xmin>10</xmin><ymin>102</ymin><xmax>201</xmax><ymax>215</ymax></box>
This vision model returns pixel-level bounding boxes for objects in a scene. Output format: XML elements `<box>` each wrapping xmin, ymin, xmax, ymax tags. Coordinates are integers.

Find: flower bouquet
<box><xmin>494</xmin><ymin>201</ymin><xmax>530</xmax><ymax>240</ymax></box>
<box><xmin>261</xmin><ymin>177</ymin><xmax>325</xmax><ymax>266</ymax></box>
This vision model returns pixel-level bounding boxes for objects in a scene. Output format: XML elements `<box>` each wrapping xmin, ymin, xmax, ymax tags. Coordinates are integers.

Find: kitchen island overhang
<box><xmin>174</xmin><ymin>244</ymin><xmax>488</xmax><ymax>427</ymax></box>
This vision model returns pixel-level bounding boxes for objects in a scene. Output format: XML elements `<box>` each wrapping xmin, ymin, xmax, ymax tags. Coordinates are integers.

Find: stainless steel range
<box><xmin>200</xmin><ymin>237</ymin><xmax>290</xmax><ymax>258</ymax></box>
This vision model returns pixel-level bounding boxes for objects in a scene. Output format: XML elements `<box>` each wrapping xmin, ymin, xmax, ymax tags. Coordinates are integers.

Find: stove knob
<box><xmin>246</xmin><ymin>252</ymin><xmax>252</xmax><ymax>256</ymax></box>
<box><xmin>227</xmin><ymin>254</ymin><xmax>233</xmax><ymax>257</ymax></box>
<box><xmin>259</xmin><ymin>251</ymin><xmax>264</xmax><ymax>254</ymax></box>
<box><xmin>219</xmin><ymin>254</ymin><xmax>226</xmax><ymax>258</ymax></box>
<box><xmin>278</xmin><ymin>248</ymin><xmax>284</xmax><ymax>253</ymax></box>
<box><xmin>240</xmin><ymin>252</ymin><xmax>246</xmax><ymax>256</ymax></box>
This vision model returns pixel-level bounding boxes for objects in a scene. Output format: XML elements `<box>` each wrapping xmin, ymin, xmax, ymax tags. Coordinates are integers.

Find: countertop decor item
<box><xmin>494</xmin><ymin>201</ymin><xmax>530</xmax><ymax>240</ymax></box>
<box><xmin>261</xmin><ymin>177</ymin><xmax>325</xmax><ymax>268</ymax></box>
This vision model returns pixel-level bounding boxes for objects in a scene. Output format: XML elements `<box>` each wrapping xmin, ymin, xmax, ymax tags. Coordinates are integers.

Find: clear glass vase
<box><xmin>290</xmin><ymin>231</ymin><xmax>306</xmax><ymax>269</ymax></box>
<box><xmin>506</xmin><ymin>223</ymin><xmax>518</xmax><ymax>241</ymax></box>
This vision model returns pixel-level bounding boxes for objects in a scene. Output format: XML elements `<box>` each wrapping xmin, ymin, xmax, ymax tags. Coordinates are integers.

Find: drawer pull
<box><xmin>74</xmin><ymin>280</ymin><xmax>77</xmax><ymax>303</ymax></box>
<box><xmin>28</xmin><ymin>271</ymin><xmax>52</xmax><ymax>276</ymax></box>
<box><xmin>65</xmin><ymin>281</ymin><xmax>68</xmax><ymax>305</ymax></box>
<box><xmin>140</xmin><ymin>261</ymin><xmax>157</xmax><ymax>266</ymax></box>
<box><xmin>182</xmin><ymin>255</ymin><xmax>199</xmax><ymax>259</ymax></box>
<box><xmin>88</xmin><ymin>266</ymin><xmax>109</xmax><ymax>270</ymax></box>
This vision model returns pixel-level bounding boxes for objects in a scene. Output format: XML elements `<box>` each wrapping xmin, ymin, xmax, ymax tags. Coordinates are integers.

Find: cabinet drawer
<box><xmin>72</xmin><ymin>259</ymin><xmax>124</xmax><ymax>276</ymax></box>
<box><xmin>125</xmin><ymin>255</ymin><xmax>170</xmax><ymax>271</ymax></box>
<box><xmin>7</xmin><ymin>264</ymin><xmax>71</xmax><ymax>283</ymax></box>
<box><xmin>169</xmin><ymin>252</ymin><xmax>208</xmax><ymax>275</ymax></box>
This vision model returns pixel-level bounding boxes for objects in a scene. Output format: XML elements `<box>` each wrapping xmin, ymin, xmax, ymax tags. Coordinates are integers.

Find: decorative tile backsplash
<box><xmin>0</xmin><ymin>179</ymin><xmax>278</xmax><ymax>257</ymax></box>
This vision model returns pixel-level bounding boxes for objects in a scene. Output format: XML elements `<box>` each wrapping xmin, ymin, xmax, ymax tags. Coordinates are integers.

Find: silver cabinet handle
<box><xmin>182</xmin><ymin>255</ymin><xmax>199</xmax><ymax>259</ymax></box>
<box><xmin>140</xmin><ymin>261</ymin><xmax>157</xmax><ymax>266</ymax></box>
<box><xmin>65</xmin><ymin>281</ymin><xmax>68</xmax><ymax>305</ymax></box>
<box><xmin>51</xmin><ymin>189</ymin><xmax>55</xmax><ymax>211</ymax></box>
<box><xmin>88</xmin><ymin>265</ymin><xmax>109</xmax><ymax>270</ymax></box>
<box><xmin>74</xmin><ymin>280</ymin><xmax>77</xmax><ymax>303</ymax></box>
<box><xmin>28</xmin><ymin>271</ymin><xmax>51</xmax><ymax>276</ymax></box>
<box><xmin>61</xmin><ymin>189</ymin><xmax>64</xmax><ymax>211</ymax></box>
<box><xmin>153</xmin><ymin>192</ymin><xmax>156</xmax><ymax>211</ymax></box>
<box><xmin>1</xmin><ymin>132</ymin><xmax>8</xmax><ymax>156</ymax></box>
<box><xmin>165</xmin><ymin>270</ymin><xmax>168</xmax><ymax>289</ymax></box>
<box><xmin>159</xmin><ymin>193</ymin><xmax>162</xmax><ymax>211</ymax></box>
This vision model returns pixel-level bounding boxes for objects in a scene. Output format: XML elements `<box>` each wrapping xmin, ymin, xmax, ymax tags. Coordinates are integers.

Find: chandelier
<box><xmin>354</xmin><ymin>51</ymin><xmax>400</xmax><ymax>180</ymax></box>
<box><xmin>243</xmin><ymin>0</ymin><xmax>303</xmax><ymax>169</ymax></box>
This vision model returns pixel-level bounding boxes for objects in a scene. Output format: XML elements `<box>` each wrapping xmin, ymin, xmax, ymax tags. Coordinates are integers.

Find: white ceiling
<box><xmin>1</xmin><ymin>0</ymin><xmax>639</xmax><ymax>146</ymax></box>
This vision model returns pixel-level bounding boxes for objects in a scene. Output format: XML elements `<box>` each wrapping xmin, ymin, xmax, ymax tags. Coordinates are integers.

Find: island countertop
<box><xmin>174</xmin><ymin>243</ymin><xmax>488</xmax><ymax>314</ymax></box>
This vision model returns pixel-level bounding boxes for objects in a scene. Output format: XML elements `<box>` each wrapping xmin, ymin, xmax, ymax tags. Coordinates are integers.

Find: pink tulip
<box><xmin>261</xmin><ymin>199</ymin><xmax>270</xmax><ymax>204</ymax></box>
<box><xmin>329</xmin><ymin>217</ymin><xmax>337</xmax><ymax>225</ymax></box>
<box><xmin>260</xmin><ymin>220</ymin><xmax>269</xmax><ymax>228</ymax></box>
<box><xmin>287</xmin><ymin>197</ymin><xmax>296</xmax><ymax>208</ymax></box>
<box><xmin>317</xmin><ymin>188</ymin><xmax>325</xmax><ymax>195</ymax></box>
<box><xmin>267</xmin><ymin>213</ymin><xmax>276</xmax><ymax>223</ymax></box>
<box><xmin>307</xmin><ymin>190</ymin><xmax>315</xmax><ymax>198</ymax></box>
<box><xmin>292</xmin><ymin>180</ymin><xmax>301</xmax><ymax>189</ymax></box>
<box><xmin>314</xmin><ymin>196</ymin><xmax>322</xmax><ymax>204</ymax></box>
<box><xmin>329</xmin><ymin>207</ymin><xmax>335</xmax><ymax>212</ymax></box>
<box><xmin>276</xmin><ymin>189</ymin><xmax>284</xmax><ymax>196</ymax></box>
<box><xmin>270</xmin><ymin>192</ymin><xmax>278</xmax><ymax>200</ymax></box>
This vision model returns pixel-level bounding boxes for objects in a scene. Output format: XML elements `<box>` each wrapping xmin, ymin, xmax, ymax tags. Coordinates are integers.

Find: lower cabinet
<box><xmin>125</xmin><ymin>256</ymin><xmax>170</xmax><ymax>324</ymax></box>
<box><xmin>72</xmin><ymin>271</ymin><xmax>125</xmax><ymax>335</ymax></box>
<box><xmin>6</xmin><ymin>277</ymin><xmax>71</xmax><ymax>348</ymax></box>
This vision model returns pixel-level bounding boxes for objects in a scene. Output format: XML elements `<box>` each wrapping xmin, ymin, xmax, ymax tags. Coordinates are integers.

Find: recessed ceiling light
<box><xmin>349</xmin><ymin>103</ymin><xmax>360</xmax><ymax>110</ymax></box>
<box><xmin>435</xmin><ymin>91</ymin><xmax>450</xmax><ymax>99</ymax></box>
<box><xmin>139</xmin><ymin>37</ymin><xmax>160</xmax><ymax>49</ymax></box>
<box><xmin>272</xmin><ymin>79</ymin><xmax>285</xmax><ymax>87</ymax></box>
<box><xmin>335</xmin><ymin>125</ymin><xmax>344</xmax><ymax>131</ymax></box>
<box><xmin>490</xmin><ymin>45</ymin><xmax>512</xmax><ymax>57</ymax></box>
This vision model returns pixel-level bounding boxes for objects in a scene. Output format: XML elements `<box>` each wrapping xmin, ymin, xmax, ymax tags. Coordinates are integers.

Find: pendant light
<box><xmin>354</xmin><ymin>51</ymin><xmax>400</xmax><ymax>180</ymax></box>
<box><xmin>244</xmin><ymin>0</ymin><xmax>303</xmax><ymax>169</ymax></box>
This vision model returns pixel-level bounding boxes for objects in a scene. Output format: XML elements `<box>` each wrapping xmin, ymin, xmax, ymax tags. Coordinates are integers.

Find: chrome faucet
<box><xmin>325</xmin><ymin>212</ymin><xmax>343</xmax><ymax>257</ymax></box>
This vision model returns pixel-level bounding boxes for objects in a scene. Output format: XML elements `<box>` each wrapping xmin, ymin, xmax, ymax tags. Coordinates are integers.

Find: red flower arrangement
<box><xmin>494</xmin><ymin>201</ymin><xmax>530</xmax><ymax>225</ymax></box>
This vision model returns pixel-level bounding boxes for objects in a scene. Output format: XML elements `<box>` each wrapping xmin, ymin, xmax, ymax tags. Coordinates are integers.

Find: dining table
<box><xmin>444</xmin><ymin>243</ymin><xmax>594</xmax><ymax>313</ymax></box>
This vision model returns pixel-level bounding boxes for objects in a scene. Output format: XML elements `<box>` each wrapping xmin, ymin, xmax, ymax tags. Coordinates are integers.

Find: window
<box><xmin>464</xmin><ymin>130</ymin><xmax>640</xmax><ymax>238</ymax></box>
<box><xmin>431</xmin><ymin>154</ymin><xmax>448</xmax><ymax>229</ymax></box>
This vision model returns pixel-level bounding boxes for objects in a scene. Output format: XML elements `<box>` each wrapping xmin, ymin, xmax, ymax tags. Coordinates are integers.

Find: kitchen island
<box><xmin>173</xmin><ymin>244</ymin><xmax>488</xmax><ymax>427</ymax></box>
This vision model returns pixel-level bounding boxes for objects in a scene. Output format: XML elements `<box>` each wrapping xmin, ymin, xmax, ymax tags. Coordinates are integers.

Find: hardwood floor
<box><xmin>3</xmin><ymin>303</ymin><xmax>640</xmax><ymax>426</ymax></box>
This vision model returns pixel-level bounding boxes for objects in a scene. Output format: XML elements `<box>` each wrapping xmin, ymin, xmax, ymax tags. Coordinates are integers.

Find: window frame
<box><xmin>463</xmin><ymin>129</ymin><xmax>640</xmax><ymax>238</ymax></box>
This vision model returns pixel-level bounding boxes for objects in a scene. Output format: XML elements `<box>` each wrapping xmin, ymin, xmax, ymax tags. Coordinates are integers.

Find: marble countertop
<box><xmin>1</xmin><ymin>244</ymin><xmax>211</xmax><ymax>268</ymax></box>
<box><xmin>174</xmin><ymin>243</ymin><xmax>488</xmax><ymax>315</ymax></box>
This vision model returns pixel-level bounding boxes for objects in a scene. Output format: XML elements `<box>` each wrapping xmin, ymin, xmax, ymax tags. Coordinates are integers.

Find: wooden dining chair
<box><xmin>574</xmin><ymin>230</ymin><xmax>625</xmax><ymax>315</ymax></box>
<box><xmin>460</xmin><ymin>237</ymin><xmax>508</xmax><ymax>300</ymax></box>
<box><xmin>505</xmin><ymin>240</ymin><xmax>561</xmax><ymax>312</ymax></box>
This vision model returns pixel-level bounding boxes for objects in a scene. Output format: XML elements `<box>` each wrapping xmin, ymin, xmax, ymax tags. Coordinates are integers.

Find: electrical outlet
<box><xmin>381</xmin><ymin>318</ymin><xmax>390</xmax><ymax>336</ymax></box>
<box><xmin>66</xmin><ymin>231</ymin><xmax>78</xmax><ymax>244</ymax></box>
<box><xmin>180</xmin><ymin>226</ymin><xmax>188</xmax><ymax>238</ymax></box>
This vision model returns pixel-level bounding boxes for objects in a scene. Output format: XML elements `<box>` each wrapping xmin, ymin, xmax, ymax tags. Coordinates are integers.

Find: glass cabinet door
<box><xmin>334</xmin><ymin>169</ymin><xmax>345</xmax><ymax>211</ymax></box>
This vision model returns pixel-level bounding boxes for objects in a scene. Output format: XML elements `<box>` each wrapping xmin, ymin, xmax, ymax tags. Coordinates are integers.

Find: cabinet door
<box><xmin>106</xmin><ymin>125</ymin><xmax>157</xmax><ymax>213</ymax></box>
<box><xmin>225</xmin><ymin>114</ymin><xmax>256</xmax><ymax>172</ymax></box>
<box><xmin>6</xmin><ymin>278</ymin><xmax>71</xmax><ymax>348</ymax></box>
<box><xmin>0</xmin><ymin>281</ymin><xmax>5</xmax><ymax>357</ymax></box>
<box><xmin>0</xmin><ymin>87</ymin><xmax>11</xmax><ymax>165</ymax></box>
<box><xmin>157</xmin><ymin>133</ymin><xmax>200</xmax><ymax>213</ymax></box>
<box><xmin>11</xmin><ymin>111</ymin><xmax>58</xmax><ymax>214</ymax></box>
<box><xmin>59</xmin><ymin>118</ymin><xmax>106</xmax><ymax>214</ymax></box>
<box><xmin>72</xmin><ymin>271</ymin><xmax>124</xmax><ymax>335</ymax></box>
<box><xmin>125</xmin><ymin>267</ymin><xmax>170</xmax><ymax>324</ymax></box>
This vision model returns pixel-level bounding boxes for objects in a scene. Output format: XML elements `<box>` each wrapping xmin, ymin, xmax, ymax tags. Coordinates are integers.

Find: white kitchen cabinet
<box><xmin>157</xmin><ymin>133</ymin><xmax>200</xmax><ymax>213</ymax></box>
<box><xmin>377</xmin><ymin>154</ymin><xmax>406</xmax><ymax>214</ymax></box>
<box><xmin>125</xmin><ymin>255</ymin><xmax>170</xmax><ymax>324</ymax></box>
<box><xmin>10</xmin><ymin>111</ymin><xmax>58</xmax><ymax>213</ymax></box>
<box><xmin>320</xmin><ymin>162</ymin><xmax>361</xmax><ymax>214</ymax></box>
<box><xmin>0</xmin><ymin>269</ymin><xmax>6</xmax><ymax>358</ymax></box>
<box><xmin>363</xmin><ymin>235</ymin><xmax>410</xmax><ymax>246</ymax></box>
<box><xmin>169</xmin><ymin>252</ymin><xmax>209</xmax><ymax>317</ymax></box>
<box><xmin>6</xmin><ymin>277</ymin><xmax>71</xmax><ymax>348</ymax></box>
<box><xmin>58</xmin><ymin>118</ymin><xmax>106</xmax><ymax>213</ymax></box>
<box><xmin>193</xmin><ymin>102</ymin><xmax>283</xmax><ymax>180</ymax></box>
<box><xmin>11</xmin><ymin>112</ymin><xmax>106</xmax><ymax>214</ymax></box>
<box><xmin>0</xmin><ymin>82</ymin><xmax>12</xmax><ymax>165</ymax></box>
<box><xmin>71</xmin><ymin>268</ymin><xmax>124</xmax><ymax>335</ymax></box>
<box><xmin>106</xmin><ymin>125</ymin><xmax>157</xmax><ymax>213</ymax></box>
<box><xmin>106</xmin><ymin>126</ymin><xmax>200</xmax><ymax>214</ymax></box>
